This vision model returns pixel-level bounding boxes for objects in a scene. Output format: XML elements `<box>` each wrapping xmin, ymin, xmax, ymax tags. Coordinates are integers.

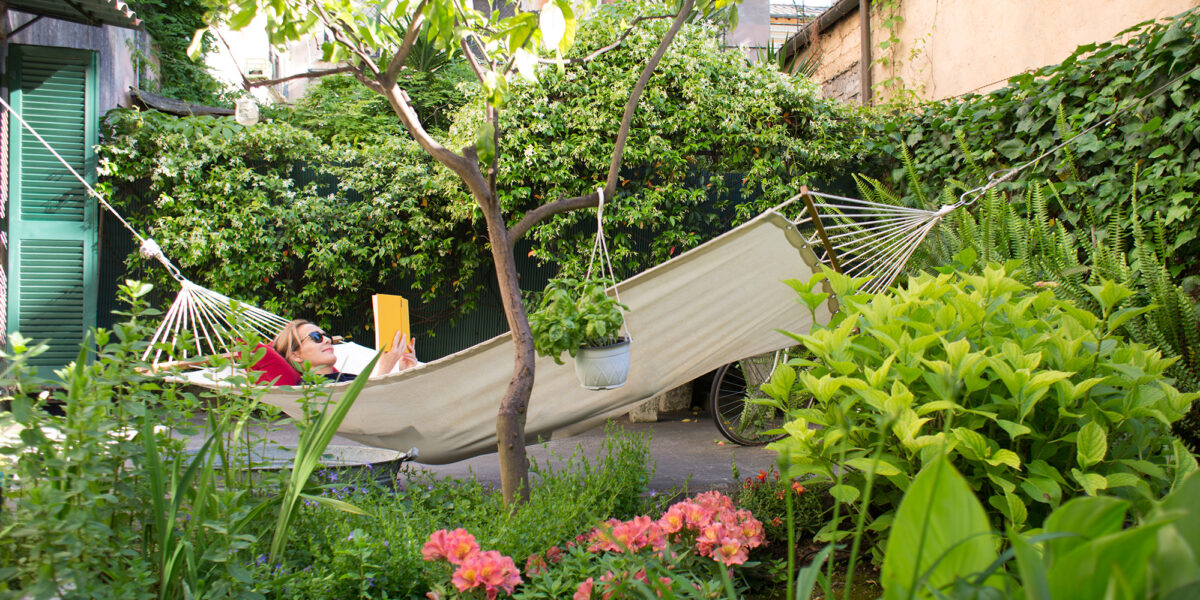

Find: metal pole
<box><xmin>859</xmin><ymin>0</ymin><xmax>871</xmax><ymax>106</ymax></box>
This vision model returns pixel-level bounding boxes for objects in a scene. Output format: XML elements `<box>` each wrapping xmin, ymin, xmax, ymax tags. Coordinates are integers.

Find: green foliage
<box><xmin>883</xmin><ymin>145</ymin><xmax>1200</xmax><ymax>444</ymax></box>
<box><xmin>97</xmin><ymin>108</ymin><xmax>490</xmax><ymax>329</ymax></box>
<box><xmin>268</xmin><ymin>354</ymin><xmax>378</xmax><ymax>561</ymax></box>
<box><xmin>99</xmin><ymin>2</ymin><xmax>875</xmax><ymax>347</ymax></box>
<box><xmin>529</xmin><ymin>277</ymin><xmax>628</xmax><ymax>364</ymax></box>
<box><xmin>879</xmin><ymin>456</ymin><xmax>997</xmax><ymax>598</ymax></box>
<box><xmin>128</xmin><ymin>0</ymin><xmax>235</xmax><ymax>106</ymax></box>
<box><xmin>277</xmin><ymin>69</ymin><xmax>473</xmax><ymax>144</ymax></box>
<box><xmin>871</xmin><ymin>8</ymin><xmax>1200</xmax><ymax>273</ymax></box>
<box><xmin>766</xmin><ymin>266</ymin><xmax>1197</xmax><ymax>560</ymax></box>
<box><xmin>262</xmin><ymin>423</ymin><xmax>654</xmax><ymax>598</ymax></box>
<box><xmin>874</xmin><ymin>456</ymin><xmax>1200</xmax><ymax>599</ymax></box>
<box><xmin>899</xmin><ymin>176</ymin><xmax>1200</xmax><ymax>395</ymax></box>
<box><xmin>0</xmin><ymin>282</ymin><xmax>272</xmax><ymax>600</ymax></box>
<box><xmin>451</xmin><ymin>1</ymin><xmax>877</xmax><ymax>279</ymax></box>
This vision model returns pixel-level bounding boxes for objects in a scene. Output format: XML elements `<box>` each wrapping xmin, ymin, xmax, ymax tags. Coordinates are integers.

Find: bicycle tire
<box><xmin>709</xmin><ymin>355</ymin><xmax>788</xmax><ymax>446</ymax></box>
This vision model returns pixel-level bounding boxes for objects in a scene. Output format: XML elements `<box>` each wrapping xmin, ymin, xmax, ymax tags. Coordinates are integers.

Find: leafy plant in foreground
<box><xmin>263</xmin><ymin>422</ymin><xmax>654</xmax><ymax>598</ymax></box>
<box><xmin>0</xmin><ymin>282</ymin><xmax>268</xmax><ymax>599</ymax></box>
<box><xmin>768</xmin><ymin>265</ymin><xmax>1197</xmax><ymax>560</ymax></box>
<box><xmin>875</xmin><ymin>453</ymin><xmax>1200</xmax><ymax>599</ymax></box>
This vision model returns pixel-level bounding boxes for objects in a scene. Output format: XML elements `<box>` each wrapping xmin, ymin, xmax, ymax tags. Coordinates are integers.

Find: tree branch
<box><xmin>459</xmin><ymin>35</ymin><xmax>491</xmax><ymax>84</ymax></box>
<box><xmin>382</xmin><ymin>0</ymin><xmax>429</xmax><ymax>87</ymax></box>
<box><xmin>245</xmin><ymin>65</ymin><xmax>357</xmax><ymax>88</ymax></box>
<box><xmin>537</xmin><ymin>14</ymin><xmax>673</xmax><ymax>65</ymax></box>
<box><xmin>312</xmin><ymin>4</ymin><xmax>382</xmax><ymax>78</ymax></box>
<box><xmin>507</xmin><ymin>1</ymin><xmax>695</xmax><ymax>244</ymax></box>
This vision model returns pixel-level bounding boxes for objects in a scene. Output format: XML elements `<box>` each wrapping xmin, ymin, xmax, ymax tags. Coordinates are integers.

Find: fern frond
<box><xmin>898</xmin><ymin>143</ymin><xmax>931</xmax><ymax>210</ymax></box>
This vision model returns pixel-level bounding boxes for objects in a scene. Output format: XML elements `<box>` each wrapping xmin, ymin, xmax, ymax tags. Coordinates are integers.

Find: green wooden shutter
<box><xmin>7</xmin><ymin>45</ymin><xmax>98</xmax><ymax>373</ymax></box>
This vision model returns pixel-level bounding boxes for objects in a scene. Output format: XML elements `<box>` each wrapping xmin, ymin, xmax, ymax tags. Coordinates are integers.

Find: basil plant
<box><xmin>529</xmin><ymin>277</ymin><xmax>629</xmax><ymax>365</ymax></box>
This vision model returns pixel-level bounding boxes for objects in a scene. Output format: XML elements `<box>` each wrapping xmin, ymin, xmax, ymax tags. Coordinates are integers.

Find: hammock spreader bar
<box><xmin>793</xmin><ymin>187</ymin><xmax>954</xmax><ymax>294</ymax></box>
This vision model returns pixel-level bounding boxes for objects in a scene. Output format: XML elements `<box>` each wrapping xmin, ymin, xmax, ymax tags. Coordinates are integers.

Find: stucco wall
<box><xmin>805</xmin><ymin>9</ymin><xmax>866</xmax><ymax>103</ymax></box>
<box><xmin>803</xmin><ymin>0</ymin><xmax>1199</xmax><ymax>103</ymax></box>
<box><xmin>4</xmin><ymin>10</ymin><xmax>148</xmax><ymax>111</ymax></box>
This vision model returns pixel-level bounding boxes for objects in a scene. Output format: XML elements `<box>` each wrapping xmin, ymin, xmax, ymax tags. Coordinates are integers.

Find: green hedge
<box><xmin>870</xmin><ymin>7</ymin><xmax>1200</xmax><ymax>282</ymax></box>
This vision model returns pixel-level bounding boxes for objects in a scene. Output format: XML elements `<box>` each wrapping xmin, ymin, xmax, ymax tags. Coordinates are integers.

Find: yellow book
<box><xmin>372</xmin><ymin>294</ymin><xmax>411</xmax><ymax>352</ymax></box>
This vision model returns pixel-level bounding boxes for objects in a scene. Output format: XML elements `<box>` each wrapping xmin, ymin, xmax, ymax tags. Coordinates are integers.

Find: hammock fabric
<box><xmin>249</xmin><ymin>208</ymin><xmax>835</xmax><ymax>464</ymax></box>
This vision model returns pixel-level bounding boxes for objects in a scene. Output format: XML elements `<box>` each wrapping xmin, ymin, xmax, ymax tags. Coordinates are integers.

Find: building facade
<box><xmin>785</xmin><ymin>0</ymin><xmax>1200</xmax><ymax>104</ymax></box>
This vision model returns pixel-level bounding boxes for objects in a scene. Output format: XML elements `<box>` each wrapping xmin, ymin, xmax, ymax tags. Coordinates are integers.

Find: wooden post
<box><xmin>800</xmin><ymin>185</ymin><xmax>842</xmax><ymax>274</ymax></box>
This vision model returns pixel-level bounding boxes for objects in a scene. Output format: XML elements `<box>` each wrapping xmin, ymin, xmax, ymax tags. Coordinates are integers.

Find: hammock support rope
<box><xmin>0</xmin><ymin>94</ymin><xmax>292</xmax><ymax>365</ymax></box>
<box><xmin>793</xmin><ymin>187</ymin><xmax>953</xmax><ymax>294</ymax></box>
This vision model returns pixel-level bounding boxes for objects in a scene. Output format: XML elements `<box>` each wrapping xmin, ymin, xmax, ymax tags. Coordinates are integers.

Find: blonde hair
<box><xmin>272</xmin><ymin>318</ymin><xmax>315</xmax><ymax>360</ymax></box>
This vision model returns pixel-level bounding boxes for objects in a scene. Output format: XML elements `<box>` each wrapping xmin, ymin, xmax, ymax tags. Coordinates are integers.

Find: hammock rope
<box><xmin>0</xmin><ymin>95</ymin><xmax>291</xmax><ymax>365</ymax></box>
<box><xmin>792</xmin><ymin>188</ymin><xmax>953</xmax><ymax>294</ymax></box>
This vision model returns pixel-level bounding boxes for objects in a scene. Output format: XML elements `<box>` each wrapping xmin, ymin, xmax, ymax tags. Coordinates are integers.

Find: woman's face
<box><xmin>289</xmin><ymin>323</ymin><xmax>337</xmax><ymax>372</ymax></box>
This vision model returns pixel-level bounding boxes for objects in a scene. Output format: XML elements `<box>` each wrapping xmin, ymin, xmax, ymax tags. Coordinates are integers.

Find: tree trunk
<box><xmin>476</xmin><ymin>187</ymin><xmax>536</xmax><ymax>504</ymax></box>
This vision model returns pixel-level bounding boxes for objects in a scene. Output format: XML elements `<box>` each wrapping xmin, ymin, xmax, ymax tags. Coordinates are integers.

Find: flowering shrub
<box><xmin>732</xmin><ymin>468</ymin><xmax>828</xmax><ymax>544</ymax></box>
<box><xmin>424</xmin><ymin>529</ymin><xmax>522</xmax><ymax>600</ymax></box>
<box><xmin>261</xmin><ymin>424</ymin><xmax>651</xmax><ymax>599</ymax></box>
<box><xmin>513</xmin><ymin>491</ymin><xmax>766</xmax><ymax>599</ymax></box>
<box><xmin>419</xmin><ymin>492</ymin><xmax>768</xmax><ymax>599</ymax></box>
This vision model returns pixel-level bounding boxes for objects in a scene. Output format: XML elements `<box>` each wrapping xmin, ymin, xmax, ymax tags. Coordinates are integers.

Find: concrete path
<box><xmin>193</xmin><ymin>410</ymin><xmax>781</xmax><ymax>495</ymax></box>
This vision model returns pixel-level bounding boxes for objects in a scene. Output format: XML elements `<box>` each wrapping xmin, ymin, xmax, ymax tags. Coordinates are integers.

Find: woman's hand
<box><xmin>375</xmin><ymin>331</ymin><xmax>418</xmax><ymax>376</ymax></box>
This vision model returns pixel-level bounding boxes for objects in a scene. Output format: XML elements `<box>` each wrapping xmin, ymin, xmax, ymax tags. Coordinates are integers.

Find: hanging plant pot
<box><xmin>574</xmin><ymin>338</ymin><xmax>631</xmax><ymax>390</ymax></box>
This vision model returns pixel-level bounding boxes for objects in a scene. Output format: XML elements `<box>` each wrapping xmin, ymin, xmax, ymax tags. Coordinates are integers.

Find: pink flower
<box><xmin>422</xmin><ymin>528</ymin><xmax>480</xmax><ymax>565</ymax></box>
<box><xmin>658</xmin><ymin>503</ymin><xmax>688</xmax><ymax>533</ymax></box>
<box><xmin>695</xmin><ymin>520</ymin><xmax>729</xmax><ymax>556</ymax></box>
<box><xmin>588</xmin><ymin>518</ymin><xmax>625</xmax><ymax>553</ymax></box>
<box><xmin>451</xmin><ymin>550</ymin><xmax>522</xmax><ymax>600</ymax></box>
<box><xmin>693</xmin><ymin>491</ymin><xmax>735</xmax><ymax>514</ymax></box>
<box><xmin>525</xmin><ymin>553</ymin><xmax>547</xmax><ymax>576</ymax></box>
<box><xmin>733</xmin><ymin>509</ymin><xmax>765</xmax><ymax>547</ymax></box>
<box><xmin>618</xmin><ymin>516</ymin><xmax>668</xmax><ymax>553</ymax></box>
<box><xmin>713</xmin><ymin>536</ymin><xmax>749</xmax><ymax>566</ymax></box>
<box><xmin>573</xmin><ymin>577</ymin><xmax>594</xmax><ymax>600</ymax></box>
<box><xmin>599</xmin><ymin>571</ymin><xmax>619</xmax><ymax>600</ymax></box>
<box><xmin>680</xmin><ymin>501</ymin><xmax>710</xmax><ymax>528</ymax></box>
<box><xmin>545</xmin><ymin>545</ymin><xmax>564</xmax><ymax>564</ymax></box>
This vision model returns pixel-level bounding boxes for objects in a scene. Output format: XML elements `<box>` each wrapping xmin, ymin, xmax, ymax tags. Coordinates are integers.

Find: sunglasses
<box><xmin>303</xmin><ymin>330</ymin><xmax>330</xmax><ymax>344</ymax></box>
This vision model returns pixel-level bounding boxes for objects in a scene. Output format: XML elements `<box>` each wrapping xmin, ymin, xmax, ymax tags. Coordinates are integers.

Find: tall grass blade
<box><xmin>269</xmin><ymin>352</ymin><xmax>380</xmax><ymax>560</ymax></box>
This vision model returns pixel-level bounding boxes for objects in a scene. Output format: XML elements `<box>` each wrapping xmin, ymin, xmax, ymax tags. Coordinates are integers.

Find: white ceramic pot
<box><xmin>574</xmin><ymin>338</ymin><xmax>631</xmax><ymax>390</ymax></box>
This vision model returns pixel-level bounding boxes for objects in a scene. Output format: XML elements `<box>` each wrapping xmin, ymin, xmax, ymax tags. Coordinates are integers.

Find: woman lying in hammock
<box><xmin>270</xmin><ymin>319</ymin><xmax>419</xmax><ymax>383</ymax></box>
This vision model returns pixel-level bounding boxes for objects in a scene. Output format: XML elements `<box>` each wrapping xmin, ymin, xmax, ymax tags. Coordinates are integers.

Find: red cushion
<box><xmin>249</xmin><ymin>343</ymin><xmax>302</xmax><ymax>386</ymax></box>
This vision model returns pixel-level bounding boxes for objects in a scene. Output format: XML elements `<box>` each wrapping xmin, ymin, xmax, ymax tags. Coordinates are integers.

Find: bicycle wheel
<box><xmin>709</xmin><ymin>353</ymin><xmax>788</xmax><ymax>446</ymax></box>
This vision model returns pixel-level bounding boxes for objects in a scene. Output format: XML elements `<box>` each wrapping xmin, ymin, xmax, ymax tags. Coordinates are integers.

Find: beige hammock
<box><xmin>249</xmin><ymin>207</ymin><xmax>838</xmax><ymax>463</ymax></box>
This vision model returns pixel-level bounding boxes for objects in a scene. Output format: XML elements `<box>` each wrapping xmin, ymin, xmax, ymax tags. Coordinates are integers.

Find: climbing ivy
<box><xmin>127</xmin><ymin>0</ymin><xmax>235</xmax><ymax>106</ymax></box>
<box><xmin>871</xmin><ymin>7</ymin><xmax>1200</xmax><ymax>284</ymax></box>
<box><xmin>97</xmin><ymin>109</ymin><xmax>488</xmax><ymax>330</ymax></box>
<box><xmin>449</xmin><ymin>2</ymin><xmax>879</xmax><ymax>279</ymax></box>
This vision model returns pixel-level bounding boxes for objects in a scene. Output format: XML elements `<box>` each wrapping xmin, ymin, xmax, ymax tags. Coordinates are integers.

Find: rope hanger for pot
<box><xmin>583</xmin><ymin>188</ymin><xmax>633</xmax><ymax>344</ymax></box>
